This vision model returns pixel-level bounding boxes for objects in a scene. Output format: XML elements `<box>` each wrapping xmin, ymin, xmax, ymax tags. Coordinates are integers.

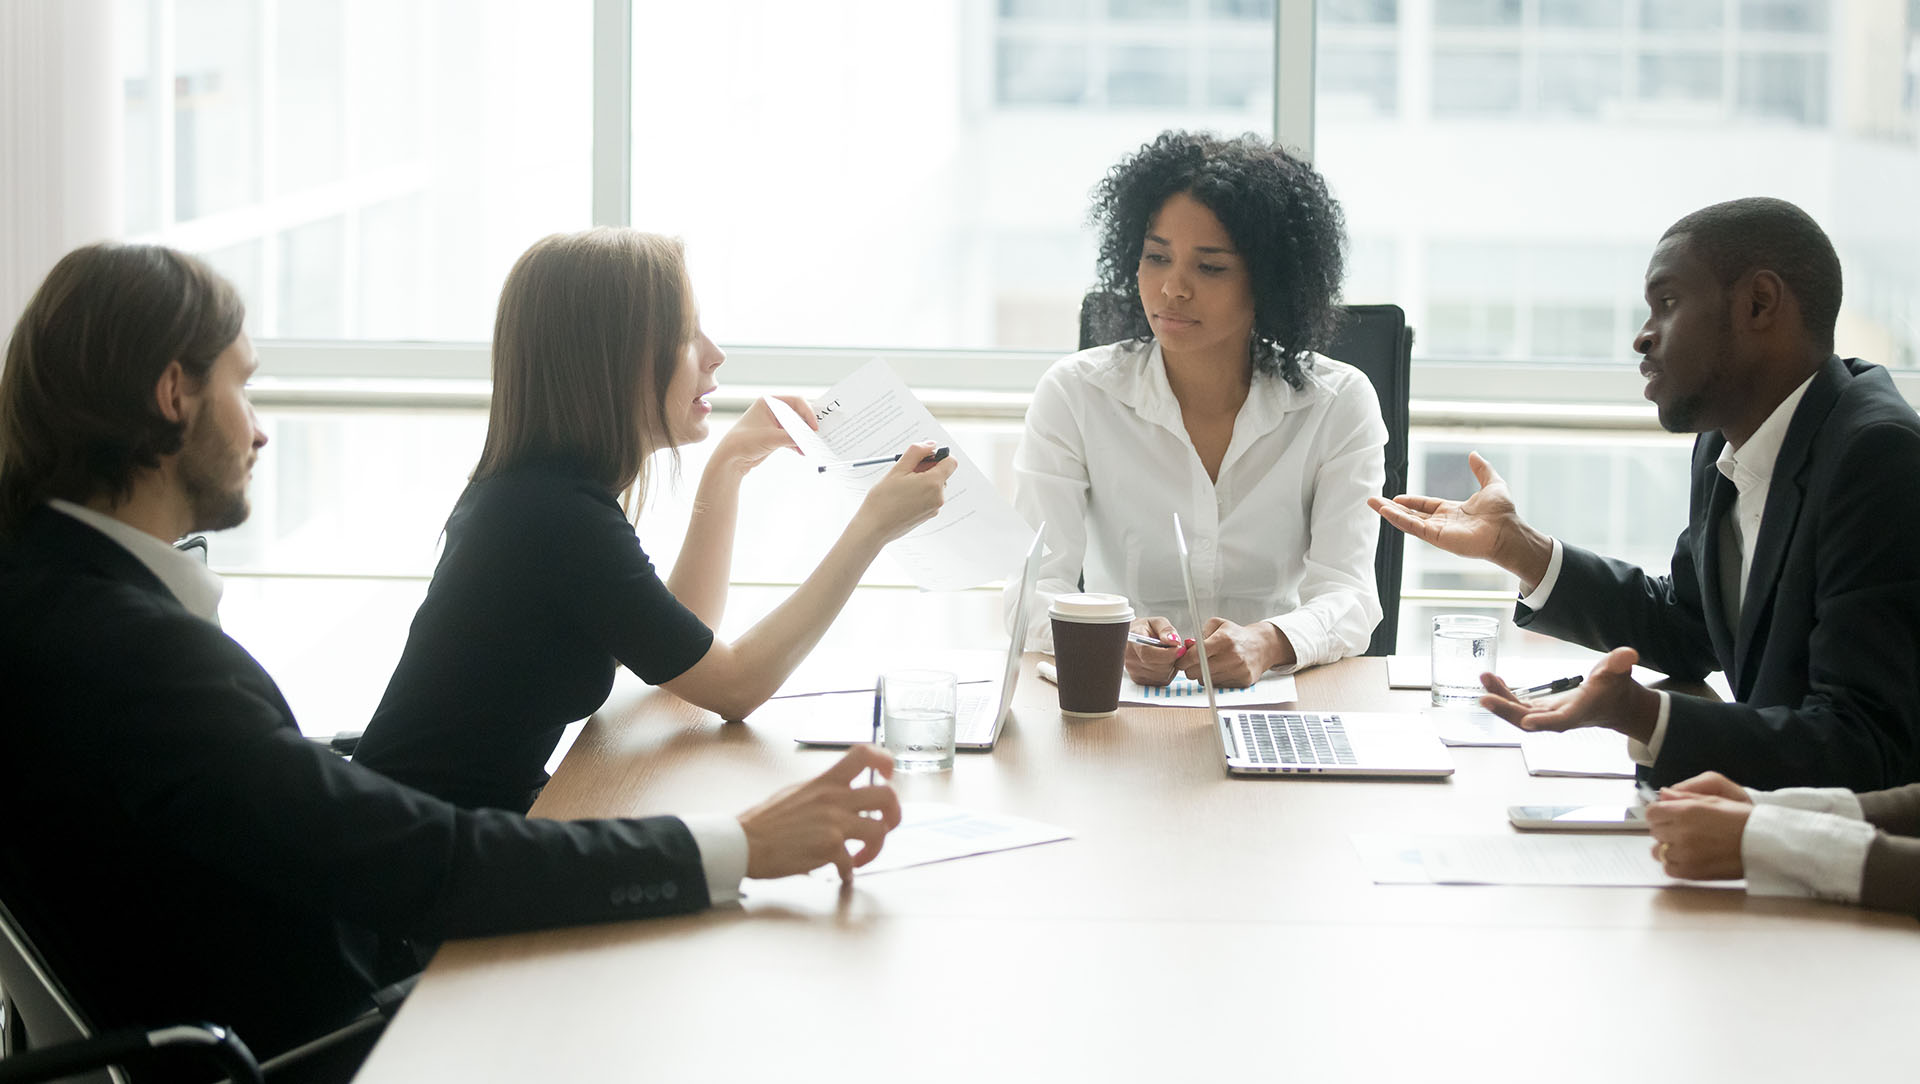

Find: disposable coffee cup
<box><xmin>1048</xmin><ymin>593</ymin><xmax>1133</xmax><ymax>718</ymax></box>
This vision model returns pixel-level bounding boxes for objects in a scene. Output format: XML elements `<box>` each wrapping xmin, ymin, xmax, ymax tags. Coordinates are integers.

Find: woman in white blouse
<box><xmin>1012</xmin><ymin>130</ymin><xmax>1386</xmax><ymax>687</ymax></box>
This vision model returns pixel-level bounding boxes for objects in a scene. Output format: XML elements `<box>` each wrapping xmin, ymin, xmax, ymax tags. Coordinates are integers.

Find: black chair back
<box><xmin>1075</xmin><ymin>294</ymin><xmax>1413</xmax><ymax>655</ymax></box>
<box><xmin>1321</xmin><ymin>304</ymin><xmax>1412</xmax><ymax>656</ymax></box>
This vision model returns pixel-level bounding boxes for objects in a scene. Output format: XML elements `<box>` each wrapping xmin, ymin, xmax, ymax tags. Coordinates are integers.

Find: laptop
<box><xmin>786</xmin><ymin>526</ymin><xmax>1045</xmax><ymax>751</ymax></box>
<box><xmin>1173</xmin><ymin>513</ymin><xmax>1453</xmax><ymax>778</ymax></box>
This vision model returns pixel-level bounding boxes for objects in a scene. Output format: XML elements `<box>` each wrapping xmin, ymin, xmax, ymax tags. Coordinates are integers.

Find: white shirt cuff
<box><xmin>1264</xmin><ymin>617</ymin><xmax>1308</xmax><ymax>675</ymax></box>
<box><xmin>1628</xmin><ymin>690</ymin><xmax>1671</xmax><ymax>766</ymax></box>
<box><xmin>1748</xmin><ymin>787</ymin><xmax>1866</xmax><ymax>820</ymax></box>
<box><xmin>1515</xmin><ymin>537</ymin><xmax>1565</xmax><ymax>611</ymax></box>
<box><xmin>1740</xmin><ymin>803</ymin><xmax>1875</xmax><ymax>902</ymax></box>
<box><xmin>682</xmin><ymin>814</ymin><xmax>749</xmax><ymax>905</ymax></box>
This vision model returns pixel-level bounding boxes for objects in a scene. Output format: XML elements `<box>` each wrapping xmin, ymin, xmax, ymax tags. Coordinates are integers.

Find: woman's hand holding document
<box><xmin>765</xmin><ymin>360</ymin><xmax>1034</xmax><ymax>591</ymax></box>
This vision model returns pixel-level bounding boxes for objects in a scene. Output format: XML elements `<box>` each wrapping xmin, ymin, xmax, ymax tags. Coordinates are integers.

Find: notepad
<box><xmin>1519</xmin><ymin>727</ymin><xmax>1637</xmax><ymax>778</ymax></box>
<box><xmin>1425</xmin><ymin>705</ymin><xmax>1524</xmax><ymax>747</ymax></box>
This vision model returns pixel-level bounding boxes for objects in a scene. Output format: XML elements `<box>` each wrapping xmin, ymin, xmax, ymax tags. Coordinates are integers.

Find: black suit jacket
<box><xmin>1518</xmin><ymin>355</ymin><xmax>1920</xmax><ymax>790</ymax></box>
<box><xmin>0</xmin><ymin>508</ymin><xmax>710</xmax><ymax>1072</ymax></box>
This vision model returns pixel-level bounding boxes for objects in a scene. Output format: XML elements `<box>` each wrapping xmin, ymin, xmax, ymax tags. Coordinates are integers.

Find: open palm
<box><xmin>1367</xmin><ymin>452</ymin><xmax>1529</xmax><ymax>564</ymax></box>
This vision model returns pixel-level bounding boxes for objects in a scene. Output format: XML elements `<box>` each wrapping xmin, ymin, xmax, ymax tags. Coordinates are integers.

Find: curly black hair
<box><xmin>1088</xmin><ymin>130</ymin><xmax>1346</xmax><ymax>389</ymax></box>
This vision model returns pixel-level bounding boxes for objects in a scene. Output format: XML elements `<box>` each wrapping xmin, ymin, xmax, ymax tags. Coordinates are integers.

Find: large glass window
<box><xmin>119</xmin><ymin>0</ymin><xmax>594</xmax><ymax>341</ymax></box>
<box><xmin>1317</xmin><ymin>0</ymin><xmax>1920</xmax><ymax>618</ymax></box>
<box><xmin>1318</xmin><ymin>0</ymin><xmax>1920</xmax><ymax>372</ymax></box>
<box><xmin>631</xmin><ymin>0</ymin><xmax>1275</xmax><ymax>353</ymax></box>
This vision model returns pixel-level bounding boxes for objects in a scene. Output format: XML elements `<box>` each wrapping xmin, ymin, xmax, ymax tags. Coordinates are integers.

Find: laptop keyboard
<box><xmin>954</xmin><ymin>683</ymin><xmax>997</xmax><ymax>743</ymax></box>
<box><xmin>1236</xmin><ymin>711</ymin><xmax>1356</xmax><ymax>767</ymax></box>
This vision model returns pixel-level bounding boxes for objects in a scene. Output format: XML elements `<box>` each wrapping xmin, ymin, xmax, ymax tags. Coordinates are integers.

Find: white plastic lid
<box><xmin>1048</xmin><ymin>592</ymin><xmax>1134</xmax><ymax>622</ymax></box>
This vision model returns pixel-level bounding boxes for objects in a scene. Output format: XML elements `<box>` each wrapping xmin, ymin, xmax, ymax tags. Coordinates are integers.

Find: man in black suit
<box><xmin>1372</xmin><ymin>197</ymin><xmax>1920</xmax><ymax>791</ymax></box>
<box><xmin>0</xmin><ymin>243</ymin><xmax>901</xmax><ymax>1078</ymax></box>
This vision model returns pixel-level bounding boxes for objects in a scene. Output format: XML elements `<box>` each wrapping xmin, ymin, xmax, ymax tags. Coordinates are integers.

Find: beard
<box><xmin>179</xmin><ymin>414</ymin><xmax>252</xmax><ymax>532</ymax></box>
<box><xmin>1656</xmin><ymin>390</ymin><xmax>1708</xmax><ymax>434</ymax></box>
<box><xmin>1655</xmin><ymin>307</ymin><xmax>1737</xmax><ymax>435</ymax></box>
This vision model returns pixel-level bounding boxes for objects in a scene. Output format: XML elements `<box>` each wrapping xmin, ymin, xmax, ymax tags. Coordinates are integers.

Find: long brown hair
<box><xmin>0</xmin><ymin>243</ymin><xmax>244</xmax><ymax>537</ymax></box>
<box><xmin>474</xmin><ymin>229</ymin><xmax>692</xmax><ymax>508</ymax></box>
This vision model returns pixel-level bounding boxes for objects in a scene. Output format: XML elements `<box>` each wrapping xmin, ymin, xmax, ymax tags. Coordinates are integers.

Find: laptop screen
<box><xmin>1171</xmin><ymin>513</ymin><xmax>1221</xmax><ymax>719</ymax></box>
<box><xmin>994</xmin><ymin>525</ymin><xmax>1045</xmax><ymax>724</ymax></box>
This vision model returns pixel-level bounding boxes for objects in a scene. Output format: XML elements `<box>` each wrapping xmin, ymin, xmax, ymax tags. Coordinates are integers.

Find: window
<box><xmin>1317</xmin><ymin>0</ymin><xmax>1919</xmax><ymax>373</ymax></box>
<box><xmin>632</xmin><ymin>0</ymin><xmax>1274</xmax><ymax>353</ymax></box>
<box><xmin>112</xmin><ymin>1</ymin><xmax>1917</xmax><ymax>374</ymax></box>
<box><xmin>121</xmin><ymin>0</ymin><xmax>593</xmax><ymax>342</ymax></box>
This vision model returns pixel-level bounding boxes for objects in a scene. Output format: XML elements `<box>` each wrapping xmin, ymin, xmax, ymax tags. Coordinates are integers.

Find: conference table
<box><xmin>355</xmin><ymin>656</ymin><xmax>1920</xmax><ymax>1082</ymax></box>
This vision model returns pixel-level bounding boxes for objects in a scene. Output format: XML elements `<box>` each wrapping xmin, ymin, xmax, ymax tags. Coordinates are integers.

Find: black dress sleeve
<box><xmin>544</xmin><ymin>477</ymin><xmax>716</xmax><ymax>685</ymax></box>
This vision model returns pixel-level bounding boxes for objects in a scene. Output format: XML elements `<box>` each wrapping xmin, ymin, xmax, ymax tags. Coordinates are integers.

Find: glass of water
<box><xmin>882</xmin><ymin>670</ymin><xmax>957</xmax><ymax>773</ymax></box>
<box><xmin>1430</xmin><ymin>614</ymin><xmax>1500</xmax><ymax>707</ymax></box>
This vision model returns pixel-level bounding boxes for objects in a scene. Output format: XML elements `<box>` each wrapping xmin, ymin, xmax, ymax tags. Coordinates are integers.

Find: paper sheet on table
<box><xmin>764</xmin><ymin>362</ymin><xmax>1031</xmax><ymax>591</ymax></box>
<box><xmin>1349</xmin><ymin>833</ymin><xmax>1433</xmax><ymax>884</ymax></box>
<box><xmin>1037</xmin><ymin>663</ymin><xmax>1297</xmax><ymax>707</ymax></box>
<box><xmin>1520</xmin><ymin>727</ymin><xmax>1637</xmax><ymax>778</ymax></box>
<box><xmin>811</xmin><ymin>802</ymin><xmax>1072</xmax><ymax>878</ymax></box>
<box><xmin>1120</xmin><ymin>672</ymin><xmax>1296</xmax><ymax>707</ymax></box>
<box><xmin>1425</xmin><ymin>706</ymin><xmax>1524</xmax><ymax>747</ymax></box>
<box><xmin>1352</xmin><ymin>833</ymin><xmax>1741</xmax><ymax>889</ymax></box>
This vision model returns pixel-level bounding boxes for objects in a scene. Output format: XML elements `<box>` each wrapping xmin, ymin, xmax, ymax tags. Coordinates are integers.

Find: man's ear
<box><xmin>153</xmin><ymin>360</ymin><xmax>191</xmax><ymax>424</ymax></box>
<box><xmin>1744</xmin><ymin>269</ymin><xmax>1787</xmax><ymax>334</ymax></box>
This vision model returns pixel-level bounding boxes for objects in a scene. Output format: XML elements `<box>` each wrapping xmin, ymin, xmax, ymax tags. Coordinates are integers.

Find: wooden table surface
<box><xmin>355</xmin><ymin>657</ymin><xmax>1920</xmax><ymax>1083</ymax></box>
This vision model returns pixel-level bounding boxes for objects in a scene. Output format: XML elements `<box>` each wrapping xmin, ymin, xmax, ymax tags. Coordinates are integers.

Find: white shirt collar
<box><xmin>1082</xmin><ymin>338</ymin><xmax>1330</xmax><ymax>441</ymax></box>
<box><xmin>1716</xmin><ymin>372</ymin><xmax>1817</xmax><ymax>491</ymax></box>
<box><xmin>48</xmin><ymin>499</ymin><xmax>224</xmax><ymax>623</ymax></box>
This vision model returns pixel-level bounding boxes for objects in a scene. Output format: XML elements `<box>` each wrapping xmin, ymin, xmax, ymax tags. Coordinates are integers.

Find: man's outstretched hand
<box><xmin>1368</xmin><ymin>452</ymin><xmax>1555</xmax><ymax>592</ymax></box>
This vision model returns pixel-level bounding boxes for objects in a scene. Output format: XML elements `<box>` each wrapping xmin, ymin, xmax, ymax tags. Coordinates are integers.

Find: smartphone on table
<box><xmin>1506</xmin><ymin>804</ymin><xmax>1648</xmax><ymax>832</ymax></box>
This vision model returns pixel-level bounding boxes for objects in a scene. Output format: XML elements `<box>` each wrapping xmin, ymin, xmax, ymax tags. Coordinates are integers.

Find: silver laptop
<box><xmin>788</xmin><ymin>526</ymin><xmax>1044</xmax><ymax>751</ymax></box>
<box><xmin>1173</xmin><ymin>514</ymin><xmax>1453</xmax><ymax>778</ymax></box>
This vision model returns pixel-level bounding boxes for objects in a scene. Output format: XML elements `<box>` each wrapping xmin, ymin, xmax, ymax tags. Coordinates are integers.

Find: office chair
<box><xmin>1076</xmin><ymin>293</ymin><xmax>1414</xmax><ymax>655</ymax></box>
<box><xmin>0</xmin><ymin>894</ymin><xmax>406</xmax><ymax>1084</ymax></box>
<box><xmin>0</xmin><ymin>896</ymin><xmax>262</xmax><ymax>1084</ymax></box>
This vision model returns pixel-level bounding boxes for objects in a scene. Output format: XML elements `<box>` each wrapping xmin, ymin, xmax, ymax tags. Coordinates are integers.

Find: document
<box><xmin>1519</xmin><ymin>727</ymin><xmax>1637</xmax><ymax>778</ymax></box>
<box><xmin>765</xmin><ymin>361</ymin><xmax>1033</xmax><ymax>591</ymax></box>
<box><xmin>1425</xmin><ymin>706</ymin><xmax>1523</xmax><ymax>747</ymax></box>
<box><xmin>1119</xmin><ymin>672</ymin><xmax>1297</xmax><ymax>707</ymax></box>
<box><xmin>810</xmin><ymin>802</ymin><xmax>1073</xmax><ymax>878</ymax></box>
<box><xmin>1036</xmin><ymin>663</ymin><xmax>1297</xmax><ymax>707</ymax></box>
<box><xmin>1351</xmin><ymin>833</ymin><xmax>1742</xmax><ymax>889</ymax></box>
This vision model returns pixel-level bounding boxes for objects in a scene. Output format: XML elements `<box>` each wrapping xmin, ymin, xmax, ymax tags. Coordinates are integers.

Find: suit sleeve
<box><xmin>1857</xmin><ymin>783</ymin><xmax>1920</xmax><ymax>836</ymax></box>
<box><xmin>89</xmin><ymin>613</ymin><xmax>712</xmax><ymax>942</ymax></box>
<box><xmin>1513</xmin><ymin>532</ymin><xmax>1719</xmax><ymax>682</ymax></box>
<box><xmin>1658</xmin><ymin>423</ymin><xmax>1920</xmax><ymax>789</ymax></box>
<box><xmin>1859</xmin><ymin>835</ymin><xmax>1920</xmax><ymax>917</ymax></box>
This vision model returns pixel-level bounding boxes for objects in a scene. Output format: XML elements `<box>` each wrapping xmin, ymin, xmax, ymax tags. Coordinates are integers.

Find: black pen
<box><xmin>1516</xmin><ymin>675</ymin><xmax>1583</xmax><ymax>698</ymax></box>
<box><xmin>818</xmin><ymin>446</ymin><xmax>950</xmax><ymax>472</ymax></box>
